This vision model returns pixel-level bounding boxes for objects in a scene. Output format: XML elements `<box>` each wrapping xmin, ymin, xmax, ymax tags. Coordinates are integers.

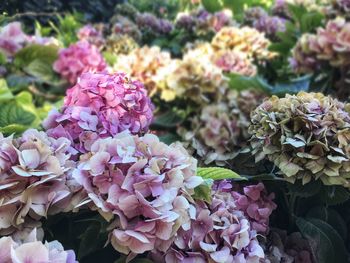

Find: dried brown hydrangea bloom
<box><xmin>105</xmin><ymin>34</ymin><xmax>139</xmax><ymax>55</ymax></box>
<box><xmin>184</xmin><ymin>42</ymin><xmax>257</xmax><ymax>76</ymax></box>
<box><xmin>164</xmin><ymin>49</ymin><xmax>227</xmax><ymax>104</ymax></box>
<box><xmin>211</xmin><ymin>26</ymin><xmax>276</xmax><ymax>60</ymax></box>
<box><xmin>249</xmin><ymin>92</ymin><xmax>350</xmax><ymax>187</ymax></box>
<box><xmin>181</xmin><ymin>90</ymin><xmax>266</xmax><ymax>166</ymax></box>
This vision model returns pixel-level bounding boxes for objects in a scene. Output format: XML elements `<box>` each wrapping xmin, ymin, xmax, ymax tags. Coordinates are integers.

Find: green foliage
<box><xmin>13</xmin><ymin>44</ymin><xmax>62</xmax><ymax>85</ymax></box>
<box><xmin>193</xmin><ymin>178</ymin><xmax>214</xmax><ymax>203</ymax></box>
<box><xmin>48</xmin><ymin>13</ymin><xmax>83</xmax><ymax>46</ymax></box>
<box><xmin>197</xmin><ymin>167</ymin><xmax>244</xmax><ymax>180</ymax></box>
<box><xmin>296</xmin><ymin>217</ymin><xmax>348</xmax><ymax>263</ymax></box>
<box><xmin>227</xmin><ymin>73</ymin><xmax>311</xmax><ymax>96</ymax></box>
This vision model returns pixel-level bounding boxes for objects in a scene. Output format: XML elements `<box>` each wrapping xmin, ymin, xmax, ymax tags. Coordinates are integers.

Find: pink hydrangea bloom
<box><xmin>232</xmin><ymin>182</ymin><xmax>277</xmax><ymax>234</ymax></box>
<box><xmin>53</xmin><ymin>40</ymin><xmax>107</xmax><ymax>84</ymax></box>
<box><xmin>72</xmin><ymin>132</ymin><xmax>203</xmax><ymax>257</ymax></box>
<box><xmin>0</xmin><ymin>22</ymin><xmax>28</xmax><ymax>57</ymax></box>
<box><xmin>0</xmin><ymin>228</ymin><xmax>77</xmax><ymax>263</ymax></box>
<box><xmin>156</xmin><ymin>187</ymin><xmax>265</xmax><ymax>263</ymax></box>
<box><xmin>0</xmin><ymin>129</ymin><xmax>73</xmax><ymax>234</ymax></box>
<box><xmin>43</xmin><ymin>72</ymin><xmax>154</xmax><ymax>154</ymax></box>
<box><xmin>77</xmin><ymin>24</ymin><xmax>105</xmax><ymax>49</ymax></box>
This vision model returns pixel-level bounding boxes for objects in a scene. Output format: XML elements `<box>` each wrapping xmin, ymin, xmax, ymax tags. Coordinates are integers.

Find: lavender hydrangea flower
<box><xmin>0</xmin><ymin>22</ymin><xmax>28</xmax><ymax>57</ymax></box>
<box><xmin>136</xmin><ymin>13</ymin><xmax>173</xmax><ymax>35</ymax></box>
<box><xmin>0</xmin><ymin>228</ymin><xmax>77</xmax><ymax>263</ymax></box>
<box><xmin>154</xmin><ymin>185</ymin><xmax>265</xmax><ymax>263</ymax></box>
<box><xmin>72</xmin><ymin>132</ymin><xmax>203</xmax><ymax>257</ymax></box>
<box><xmin>43</xmin><ymin>72</ymin><xmax>154</xmax><ymax>154</ymax></box>
<box><xmin>0</xmin><ymin>129</ymin><xmax>73</xmax><ymax>234</ymax></box>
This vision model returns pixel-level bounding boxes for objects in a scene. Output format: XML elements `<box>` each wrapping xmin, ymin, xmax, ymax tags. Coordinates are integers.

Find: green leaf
<box><xmin>14</xmin><ymin>44</ymin><xmax>58</xmax><ymax>68</ymax></box>
<box><xmin>0</xmin><ymin>124</ymin><xmax>28</xmax><ymax>135</ymax></box>
<box><xmin>271</xmin><ymin>75</ymin><xmax>311</xmax><ymax>96</ymax></box>
<box><xmin>24</xmin><ymin>59</ymin><xmax>62</xmax><ymax>85</ymax></box>
<box><xmin>0</xmin><ymin>51</ymin><xmax>6</xmax><ymax>65</ymax></box>
<box><xmin>0</xmin><ymin>79</ymin><xmax>14</xmax><ymax>101</ymax></box>
<box><xmin>226</xmin><ymin>73</ymin><xmax>271</xmax><ymax>92</ymax></box>
<box><xmin>287</xmin><ymin>180</ymin><xmax>321</xmax><ymax>198</ymax></box>
<box><xmin>6</xmin><ymin>74</ymin><xmax>35</xmax><ymax>93</ymax></box>
<box><xmin>201</xmin><ymin>0</ymin><xmax>223</xmax><ymax>13</ymax></box>
<box><xmin>193</xmin><ymin>179</ymin><xmax>213</xmax><ymax>203</ymax></box>
<box><xmin>197</xmin><ymin>167</ymin><xmax>244</xmax><ymax>180</ymax></box>
<box><xmin>318</xmin><ymin>186</ymin><xmax>350</xmax><ymax>206</ymax></box>
<box><xmin>307</xmin><ymin>207</ymin><xmax>348</xmax><ymax>241</ymax></box>
<box><xmin>158</xmin><ymin>133</ymin><xmax>181</xmax><ymax>145</ymax></box>
<box><xmin>300</xmin><ymin>12</ymin><xmax>324</xmax><ymax>33</ymax></box>
<box><xmin>152</xmin><ymin>110</ymin><xmax>184</xmax><ymax>128</ymax></box>
<box><xmin>78</xmin><ymin>224</ymin><xmax>101</xmax><ymax>260</ymax></box>
<box><xmin>296</xmin><ymin>217</ymin><xmax>347</xmax><ymax>263</ymax></box>
<box><xmin>0</xmin><ymin>103</ymin><xmax>36</xmax><ymax>128</ymax></box>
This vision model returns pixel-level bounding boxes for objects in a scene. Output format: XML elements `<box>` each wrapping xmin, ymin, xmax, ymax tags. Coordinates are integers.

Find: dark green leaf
<box><xmin>152</xmin><ymin>110</ymin><xmax>184</xmax><ymax>128</ymax></box>
<box><xmin>272</xmin><ymin>75</ymin><xmax>311</xmax><ymax>96</ymax></box>
<box><xmin>296</xmin><ymin>217</ymin><xmax>347</xmax><ymax>263</ymax></box>
<box><xmin>307</xmin><ymin>207</ymin><xmax>348</xmax><ymax>241</ymax></box>
<box><xmin>226</xmin><ymin>73</ymin><xmax>271</xmax><ymax>92</ymax></box>
<box><xmin>78</xmin><ymin>223</ymin><xmax>101</xmax><ymax>259</ymax></box>
<box><xmin>158</xmin><ymin>133</ymin><xmax>181</xmax><ymax>145</ymax></box>
<box><xmin>300</xmin><ymin>12</ymin><xmax>324</xmax><ymax>33</ymax></box>
<box><xmin>318</xmin><ymin>186</ymin><xmax>350</xmax><ymax>206</ymax></box>
<box><xmin>287</xmin><ymin>180</ymin><xmax>321</xmax><ymax>198</ymax></box>
<box><xmin>197</xmin><ymin>167</ymin><xmax>244</xmax><ymax>180</ymax></box>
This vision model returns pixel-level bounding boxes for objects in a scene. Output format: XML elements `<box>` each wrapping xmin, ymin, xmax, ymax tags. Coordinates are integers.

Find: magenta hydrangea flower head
<box><xmin>43</xmin><ymin>72</ymin><xmax>154</xmax><ymax>154</ymax></box>
<box><xmin>0</xmin><ymin>228</ymin><xmax>77</xmax><ymax>263</ymax></box>
<box><xmin>53</xmin><ymin>40</ymin><xmax>107</xmax><ymax>84</ymax></box>
<box><xmin>0</xmin><ymin>22</ymin><xmax>28</xmax><ymax>57</ymax></box>
<box><xmin>72</xmin><ymin>132</ymin><xmax>203</xmax><ymax>257</ymax></box>
<box><xmin>232</xmin><ymin>182</ymin><xmax>277</xmax><ymax>234</ymax></box>
<box><xmin>158</xmin><ymin>186</ymin><xmax>265</xmax><ymax>263</ymax></box>
<box><xmin>0</xmin><ymin>129</ymin><xmax>73</xmax><ymax>234</ymax></box>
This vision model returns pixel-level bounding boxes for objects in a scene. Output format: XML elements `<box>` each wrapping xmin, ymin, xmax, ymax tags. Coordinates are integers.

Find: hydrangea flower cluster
<box><xmin>155</xmin><ymin>185</ymin><xmax>265</xmax><ymax>263</ymax></box>
<box><xmin>110</xmin><ymin>15</ymin><xmax>142</xmax><ymax>42</ymax></box>
<box><xmin>0</xmin><ymin>228</ymin><xmax>77</xmax><ymax>263</ymax></box>
<box><xmin>43</xmin><ymin>72</ymin><xmax>154</xmax><ymax>154</ymax></box>
<box><xmin>136</xmin><ymin>13</ymin><xmax>173</xmax><ymax>35</ymax></box>
<box><xmin>180</xmin><ymin>90</ymin><xmax>265</xmax><ymax>166</ymax></box>
<box><xmin>162</xmin><ymin>48</ymin><xmax>227</xmax><ymax>104</ymax></box>
<box><xmin>263</xmin><ymin>229</ymin><xmax>314</xmax><ymax>263</ymax></box>
<box><xmin>175</xmin><ymin>8</ymin><xmax>234</xmax><ymax>34</ymax></box>
<box><xmin>0</xmin><ymin>129</ymin><xmax>72</xmax><ymax>234</ymax></box>
<box><xmin>53</xmin><ymin>40</ymin><xmax>107</xmax><ymax>84</ymax></box>
<box><xmin>105</xmin><ymin>34</ymin><xmax>139</xmax><ymax>55</ymax></box>
<box><xmin>77</xmin><ymin>24</ymin><xmax>105</xmax><ymax>49</ymax></box>
<box><xmin>232</xmin><ymin>183</ymin><xmax>277</xmax><ymax>234</ymax></box>
<box><xmin>249</xmin><ymin>92</ymin><xmax>350</xmax><ymax>187</ymax></box>
<box><xmin>72</xmin><ymin>132</ymin><xmax>203</xmax><ymax>257</ymax></box>
<box><xmin>211</xmin><ymin>26</ymin><xmax>276</xmax><ymax>60</ymax></box>
<box><xmin>213</xmin><ymin>49</ymin><xmax>257</xmax><ymax>76</ymax></box>
<box><xmin>113</xmin><ymin>46</ymin><xmax>175</xmax><ymax>98</ymax></box>
<box><xmin>291</xmin><ymin>18</ymin><xmax>350</xmax><ymax>73</ymax></box>
<box><xmin>0</xmin><ymin>22</ymin><xmax>28</xmax><ymax>57</ymax></box>
<box><xmin>244</xmin><ymin>7</ymin><xmax>286</xmax><ymax>39</ymax></box>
